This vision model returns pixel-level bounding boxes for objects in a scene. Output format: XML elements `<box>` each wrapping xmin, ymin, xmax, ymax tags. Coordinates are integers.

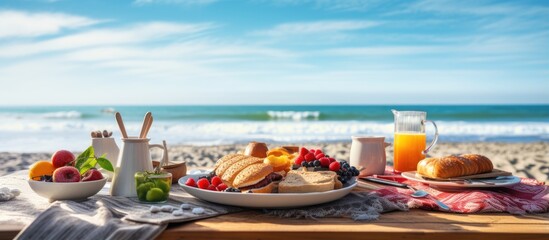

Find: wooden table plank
<box><xmin>156</xmin><ymin>210</ymin><xmax>549</xmax><ymax>240</ymax></box>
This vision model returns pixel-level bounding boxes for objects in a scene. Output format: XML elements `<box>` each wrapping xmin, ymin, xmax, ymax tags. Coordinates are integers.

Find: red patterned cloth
<box><xmin>371</xmin><ymin>168</ymin><xmax>549</xmax><ymax>214</ymax></box>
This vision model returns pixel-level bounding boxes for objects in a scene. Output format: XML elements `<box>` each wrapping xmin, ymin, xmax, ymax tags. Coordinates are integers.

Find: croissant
<box><xmin>417</xmin><ymin>154</ymin><xmax>493</xmax><ymax>179</ymax></box>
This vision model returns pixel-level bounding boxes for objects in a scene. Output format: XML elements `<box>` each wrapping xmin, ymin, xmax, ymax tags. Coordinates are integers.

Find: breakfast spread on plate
<box><xmin>184</xmin><ymin>143</ymin><xmax>359</xmax><ymax>194</ymax></box>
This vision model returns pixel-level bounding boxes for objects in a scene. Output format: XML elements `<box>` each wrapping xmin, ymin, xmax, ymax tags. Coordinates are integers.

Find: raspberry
<box><xmin>217</xmin><ymin>183</ymin><xmax>228</xmax><ymax>191</ymax></box>
<box><xmin>197</xmin><ymin>178</ymin><xmax>210</xmax><ymax>189</ymax></box>
<box><xmin>315</xmin><ymin>153</ymin><xmax>325</xmax><ymax>159</ymax></box>
<box><xmin>329</xmin><ymin>161</ymin><xmax>341</xmax><ymax>172</ymax></box>
<box><xmin>211</xmin><ymin>176</ymin><xmax>222</xmax><ymax>187</ymax></box>
<box><xmin>304</xmin><ymin>153</ymin><xmax>315</xmax><ymax>162</ymax></box>
<box><xmin>185</xmin><ymin>178</ymin><xmax>197</xmax><ymax>187</ymax></box>
<box><xmin>299</xmin><ymin>147</ymin><xmax>309</xmax><ymax>157</ymax></box>
<box><xmin>328</xmin><ymin>157</ymin><xmax>336</xmax><ymax>163</ymax></box>
<box><xmin>207</xmin><ymin>184</ymin><xmax>217</xmax><ymax>191</ymax></box>
<box><xmin>319</xmin><ymin>157</ymin><xmax>330</xmax><ymax>167</ymax></box>
<box><xmin>294</xmin><ymin>156</ymin><xmax>305</xmax><ymax>165</ymax></box>
<box><xmin>309</xmin><ymin>149</ymin><xmax>316</xmax><ymax>154</ymax></box>
<box><xmin>315</xmin><ymin>149</ymin><xmax>323</xmax><ymax>154</ymax></box>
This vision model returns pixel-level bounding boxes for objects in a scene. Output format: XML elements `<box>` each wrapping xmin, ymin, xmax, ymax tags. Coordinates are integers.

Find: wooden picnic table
<box><xmin>2</xmin><ymin>193</ymin><xmax>548</xmax><ymax>240</ymax></box>
<box><xmin>2</xmin><ymin>170</ymin><xmax>547</xmax><ymax>240</ymax></box>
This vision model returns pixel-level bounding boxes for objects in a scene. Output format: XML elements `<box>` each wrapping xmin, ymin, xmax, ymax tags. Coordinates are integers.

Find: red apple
<box><xmin>52</xmin><ymin>166</ymin><xmax>81</xmax><ymax>182</ymax></box>
<box><xmin>82</xmin><ymin>168</ymin><xmax>103</xmax><ymax>181</ymax></box>
<box><xmin>51</xmin><ymin>150</ymin><xmax>75</xmax><ymax>168</ymax></box>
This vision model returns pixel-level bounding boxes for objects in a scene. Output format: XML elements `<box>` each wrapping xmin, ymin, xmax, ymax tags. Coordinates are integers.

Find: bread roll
<box><xmin>417</xmin><ymin>154</ymin><xmax>493</xmax><ymax>179</ymax></box>
<box><xmin>244</xmin><ymin>142</ymin><xmax>268</xmax><ymax>158</ymax></box>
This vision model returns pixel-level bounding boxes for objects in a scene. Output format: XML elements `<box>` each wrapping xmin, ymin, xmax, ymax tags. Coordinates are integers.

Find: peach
<box><xmin>53</xmin><ymin>166</ymin><xmax>81</xmax><ymax>182</ymax></box>
<box><xmin>51</xmin><ymin>150</ymin><xmax>75</xmax><ymax>168</ymax></box>
<box><xmin>82</xmin><ymin>169</ymin><xmax>103</xmax><ymax>181</ymax></box>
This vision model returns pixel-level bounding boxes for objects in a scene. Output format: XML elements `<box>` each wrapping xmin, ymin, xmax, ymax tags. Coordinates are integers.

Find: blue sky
<box><xmin>0</xmin><ymin>0</ymin><xmax>548</xmax><ymax>105</ymax></box>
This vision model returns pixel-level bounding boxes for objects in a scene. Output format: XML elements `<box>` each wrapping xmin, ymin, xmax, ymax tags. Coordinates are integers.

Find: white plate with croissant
<box><xmin>402</xmin><ymin>154</ymin><xmax>521</xmax><ymax>188</ymax></box>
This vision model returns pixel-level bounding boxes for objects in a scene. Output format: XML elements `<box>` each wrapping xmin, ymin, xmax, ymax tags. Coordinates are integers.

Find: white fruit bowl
<box><xmin>28</xmin><ymin>178</ymin><xmax>107</xmax><ymax>201</ymax></box>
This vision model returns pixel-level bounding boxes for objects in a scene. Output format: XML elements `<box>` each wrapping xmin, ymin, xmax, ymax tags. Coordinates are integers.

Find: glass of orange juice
<box><xmin>392</xmin><ymin>110</ymin><xmax>438</xmax><ymax>173</ymax></box>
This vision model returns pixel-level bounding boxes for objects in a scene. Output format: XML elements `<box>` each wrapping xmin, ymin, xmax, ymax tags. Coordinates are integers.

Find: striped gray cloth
<box><xmin>6</xmin><ymin>169</ymin><xmax>242</xmax><ymax>240</ymax></box>
<box><xmin>15</xmin><ymin>196</ymin><xmax>167</xmax><ymax>240</ymax></box>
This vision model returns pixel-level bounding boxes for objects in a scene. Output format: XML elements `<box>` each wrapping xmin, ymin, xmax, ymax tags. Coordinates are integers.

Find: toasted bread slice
<box><xmin>221</xmin><ymin>156</ymin><xmax>264</xmax><ymax>185</ymax></box>
<box><xmin>278</xmin><ymin>170</ymin><xmax>336</xmax><ymax>193</ymax></box>
<box><xmin>215</xmin><ymin>154</ymin><xmax>248</xmax><ymax>177</ymax></box>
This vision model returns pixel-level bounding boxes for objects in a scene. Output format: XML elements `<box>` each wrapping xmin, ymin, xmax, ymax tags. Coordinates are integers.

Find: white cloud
<box><xmin>0</xmin><ymin>10</ymin><xmax>101</xmax><ymax>38</ymax></box>
<box><xmin>322</xmin><ymin>46</ymin><xmax>443</xmax><ymax>56</ymax></box>
<box><xmin>134</xmin><ymin>0</ymin><xmax>218</xmax><ymax>6</ymax></box>
<box><xmin>0</xmin><ymin>22</ymin><xmax>216</xmax><ymax>57</ymax></box>
<box><xmin>253</xmin><ymin>20</ymin><xmax>379</xmax><ymax>37</ymax></box>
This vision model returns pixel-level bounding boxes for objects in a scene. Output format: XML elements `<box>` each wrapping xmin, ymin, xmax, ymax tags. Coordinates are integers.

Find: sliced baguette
<box><xmin>215</xmin><ymin>154</ymin><xmax>249</xmax><ymax>177</ymax></box>
<box><xmin>278</xmin><ymin>170</ymin><xmax>337</xmax><ymax>193</ymax></box>
<box><xmin>220</xmin><ymin>156</ymin><xmax>264</xmax><ymax>185</ymax></box>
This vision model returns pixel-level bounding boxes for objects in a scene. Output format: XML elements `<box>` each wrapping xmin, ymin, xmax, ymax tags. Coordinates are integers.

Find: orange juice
<box><xmin>393</xmin><ymin>132</ymin><xmax>426</xmax><ymax>172</ymax></box>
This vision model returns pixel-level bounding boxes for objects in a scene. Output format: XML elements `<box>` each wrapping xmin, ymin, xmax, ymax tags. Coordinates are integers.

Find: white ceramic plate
<box><xmin>178</xmin><ymin>174</ymin><xmax>356</xmax><ymax>208</ymax></box>
<box><xmin>28</xmin><ymin>178</ymin><xmax>107</xmax><ymax>201</ymax></box>
<box><xmin>401</xmin><ymin>171</ymin><xmax>521</xmax><ymax>188</ymax></box>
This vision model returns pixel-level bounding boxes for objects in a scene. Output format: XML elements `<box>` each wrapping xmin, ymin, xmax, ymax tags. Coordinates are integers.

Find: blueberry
<box><xmin>301</xmin><ymin>161</ymin><xmax>308</xmax><ymax>167</ymax></box>
<box><xmin>324</xmin><ymin>155</ymin><xmax>330</xmax><ymax>158</ymax></box>
<box><xmin>313</xmin><ymin>160</ymin><xmax>321</xmax><ymax>167</ymax></box>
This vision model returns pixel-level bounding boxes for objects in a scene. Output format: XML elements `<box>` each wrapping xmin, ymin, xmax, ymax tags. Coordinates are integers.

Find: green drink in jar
<box><xmin>135</xmin><ymin>171</ymin><xmax>172</xmax><ymax>203</ymax></box>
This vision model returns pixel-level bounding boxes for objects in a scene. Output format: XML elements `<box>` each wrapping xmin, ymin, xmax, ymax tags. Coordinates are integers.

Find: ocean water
<box><xmin>0</xmin><ymin>105</ymin><xmax>548</xmax><ymax>152</ymax></box>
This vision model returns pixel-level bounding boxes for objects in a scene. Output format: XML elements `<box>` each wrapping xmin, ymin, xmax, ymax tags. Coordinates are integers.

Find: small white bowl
<box><xmin>28</xmin><ymin>178</ymin><xmax>107</xmax><ymax>201</ymax></box>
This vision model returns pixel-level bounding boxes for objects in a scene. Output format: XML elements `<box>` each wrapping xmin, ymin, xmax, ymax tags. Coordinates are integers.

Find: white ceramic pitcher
<box><xmin>349</xmin><ymin>136</ymin><xmax>390</xmax><ymax>177</ymax></box>
<box><xmin>91</xmin><ymin>137</ymin><xmax>119</xmax><ymax>181</ymax></box>
<box><xmin>110</xmin><ymin>137</ymin><xmax>167</xmax><ymax>197</ymax></box>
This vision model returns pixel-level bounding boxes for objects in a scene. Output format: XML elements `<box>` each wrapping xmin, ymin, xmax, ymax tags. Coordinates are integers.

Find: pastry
<box><xmin>417</xmin><ymin>154</ymin><xmax>493</xmax><ymax>179</ymax></box>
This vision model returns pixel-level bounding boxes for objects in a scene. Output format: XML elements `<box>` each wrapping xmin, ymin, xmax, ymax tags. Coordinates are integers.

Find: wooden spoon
<box><xmin>139</xmin><ymin>112</ymin><xmax>152</xmax><ymax>139</ymax></box>
<box><xmin>142</xmin><ymin>115</ymin><xmax>153</xmax><ymax>139</ymax></box>
<box><xmin>115</xmin><ymin>112</ymin><xmax>128</xmax><ymax>138</ymax></box>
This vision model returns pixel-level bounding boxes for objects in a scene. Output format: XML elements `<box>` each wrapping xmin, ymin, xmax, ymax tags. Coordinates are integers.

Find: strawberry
<box><xmin>207</xmin><ymin>184</ymin><xmax>217</xmax><ymax>191</ymax></box>
<box><xmin>294</xmin><ymin>156</ymin><xmax>305</xmax><ymax>165</ymax></box>
<box><xmin>211</xmin><ymin>176</ymin><xmax>222</xmax><ymax>187</ymax></box>
<box><xmin>319</xmin><ymin>157</ymin><xmax>330</xmax><ymax>167</ymax></box>
<box><xmin>197</xmin><ymin>178</ymin><xmax>210</xmax><ymax>189</ymax></box>
<box><xmin>217</xmin><ymin>183</ymin><xmax>228</xmax><ymax>191</ymax></box>
<box><xmin>185</xmin><ymin>178</ymin><xmax>197</xmax><ymax>187</ymax></box>
<box><xmin>315</xmin><ymin>153</ymin><xmax>325</xmax><ymax>159</ymax></box>
<box><xmin>299</xmin><ymin>147</ymin><xmax>309</xmax><ymax>157</ymax></box>
<box><xmin>329</xmin><ymin>161</ymin><xmax>341</xmax><ymax>171</ymax></box>
<box><xmin>304</xmin><ymin>152</ymin><xmax>315</xmax><ymax>162</ymax></box>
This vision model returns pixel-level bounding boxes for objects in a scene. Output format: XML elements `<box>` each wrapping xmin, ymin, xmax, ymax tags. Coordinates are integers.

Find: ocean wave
<box><xmin>0</xmin><ymin>120</ymin><xmax>548</xmax><ymax>151</ymax></box>
<box><xmin>267</xmin><ymin>111</ymin><xmax>320</xmax><ymax>120</ymax></box>
<box><xmin>41</xmin><ymin>111</ymin><xmax>83</xmax><ymax>119</ymax></box>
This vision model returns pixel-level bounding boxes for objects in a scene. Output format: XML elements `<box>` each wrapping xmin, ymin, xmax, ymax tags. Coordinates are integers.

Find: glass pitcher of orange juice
<box><xmin>392</xmin><ymin>110</ymin><xmax>438</xmax><ymax>173</ymax></box>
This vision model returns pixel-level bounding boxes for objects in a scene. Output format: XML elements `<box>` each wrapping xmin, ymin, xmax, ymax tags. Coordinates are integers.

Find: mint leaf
<box><xmin>96</xmin><ymin>157</ymin><xmax>114</xmax><ymax>172</ymax></box>
<box><xmin>75</xmin><ymin>146</ymin><xmax>93</xmax><ymax>170</ymax></box>
<box><xmin>80</xmin><ymin>158</ymin><xmax>97</xmax><ymax>175</ymax></box>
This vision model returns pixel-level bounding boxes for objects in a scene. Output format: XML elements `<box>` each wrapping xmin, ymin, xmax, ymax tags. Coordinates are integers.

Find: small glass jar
<box><xmin>135</xmin><ymin>171</ymin><xmax>172</xmax><ymax>203</ymax></box>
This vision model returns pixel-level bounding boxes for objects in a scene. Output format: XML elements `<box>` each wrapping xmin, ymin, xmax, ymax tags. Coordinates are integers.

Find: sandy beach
<box><xmin>1</xmin><ymin>142</ymin><xmax>547</xmax><ymax>182</ymax></box>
